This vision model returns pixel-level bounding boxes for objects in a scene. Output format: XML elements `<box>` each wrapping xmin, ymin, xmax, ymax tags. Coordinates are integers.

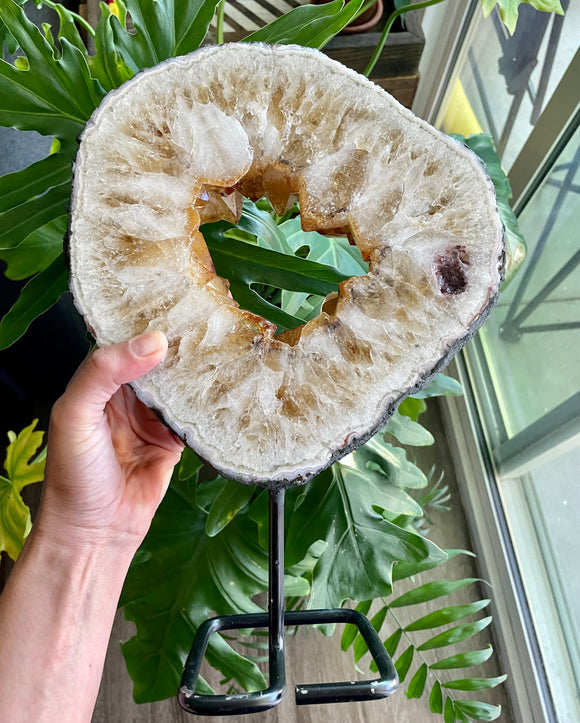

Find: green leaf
<box><xmin>0</xmin><ymin>419</ymin><xmax>45</xmax><ymax>560</ymax></box>
<box><xmin>285</xmin><ymin>539</ymin><xmax>327</xmax><ymax>579</ymax></box>
<box><xmin>353</xmin><ymin>605</ymin><xmax>387</xmax><ymax>662</ymax></box>
<box><xmin>0</xmin><ymin>215</ymin><xmax>67</xmax><ymax>280</ymax></box>
<box><xmin>372</xmin><ymin>478</ymin><xmax>424</xmax><ymax>517</ymax></box>
<box><xmin>443</xmin><ymin>674</ymin><xmax>507</xmax><ymax>691</ymax></box>
<box><xmin>454</xmin><ymin>699</ymin><xmax>502</xmax><ymax>721</ymax></box>
<box><xmin>120</xmin><ymin>473</ymin><xmax>308</xmax><ymax>702</ymax></box>
<box><xmin>0</xmin><ymin>152</ymin><xmax>72</xmax><ymax>214</ymax></box>
<box><xmin>341</xmin><ymin>600</ymin><xmax>372</xmax><ymax>651</ymax></box>
<box><xmin>385</xmin><ymin>411</ymin><xmax>435</xmax><ymax>446</ymax></box>
<box><xmin>460</xmin><ymin>133</ymin><xmax>512</xmax><ymax>198</ymax></box>
<box><xmin>429</xmin><ymin>680</ymin><xmax>443</xmax><ymax>714</ymax></box>
<box><xmin>398</xmin><ymin>396</ymin><xmax>427</xmax><ymax>421</ymax></box>
<box><xmin>110</xmin><ymin>0</ymin><xmax>220</xmax><ymax>74</ymax></box>
<box><xmin>383</xmin><ymin>627</ymin><xmax>403</xmax><ymax>658</ymax></box>
<box><xmin>203</xmin><ymin>220</ymin><xmax>351</xmax><ymax>330</ymax></box>
<box><xmin>284</xmin><ymin>466</ymin><xmax>446</xmax><ymax>610</ymax></box>
<box><xmin>235</xmin><ymin>200</ymin><xmax>294</xmax><ymax>254</ymax></box>
<box><xmin>417</xmin><ymin>616</ymin><xmax>492</xmax><ymax>650</ymax></box>
<box><xmin>0</xmin><ymin>181</ymin><xmax>70</xmax><ymax>251</ymax></box>
<box><xmin>4</xmin><ymin>418</ymin><xmax>45</xmax><ymax>490</ymax></box>
<box><xmin>0</xmin><ymin>253</ymin><xmax>68</xmax><ymax>350</ymax></box>
<box><xmin>444</xmin><ymin>695</ymin><xmax>456</xmax><ymax>723</ymax></box>
<box><xmin>0</xmin><ymin>0</ymin><xmax>25</xmax><ymax>58</ymax></box>
<box><xmin>497</xmin><ymin>195</ymin><xmax>527</xmax><ymax>286</ymax></box>
<box><xmin>395</xmin><ymin>645</ymin><xmax>414</xmax><ymax>683</ymax></box>
<box><xmin>456</xmin><ymin>133</ymin><xmax>526</xmax><ymax>284</ymax></box>
<box><xmin>390</xmin><ymin>578</ymin><xmax>481</xmax><ymax>608</ymax></box>
<box><xmin>392</xmin><ymin>549</ymin><xmax>470</xmax><ymax>582</ymax></box>
<box><xmin>91</xmin><ymin>2</ymin><xmax>134</xmax><ymax>92</ymax></box>
<box><xmin>406</xmin><ymin>662</ymin><xmax>428</xmax><ymax>699</ymax></box>
<box><xmin>430</xmin><ymin>645</ymin><xmax>494</xmax><ymax>670</ymax></box>
<box><xmin>0</xmin><ymin>474</ymin><xmax>31</xmax><ymax>560</ymax></box>
<box><xmin>480</xmin><ymin>0</ymin><xmax>563</xmax><ymax>35</ymax></box>
<box><xmin>355</xmin><ymin>436</ymin><xmax>428</xmax><ymax>489</ymax></box>
<box><xmin>194</xmin><ymin>475</ymin><xmax>226</xmax><ymax>514</ymax></box>
<box><xmin>278</xmin><ymin>216</ymin><xmax>368</xmax><ymax>275</ymax></box>
<box><xmin>0</xmin><ymin>0</ymin><xmax>104</xmax><ymax>136</ymax></box>
<box><xmin>369</xmin><ymin>626</ymin><xmax>402</xmax><ymax>674</ymax></box>
<box><xmin>178</xmin><ymin>448</ymin><xmax>203</xmax><ymax>481</ymax></box>
<box><xmin>244</xmin><ymin>0</ymin><xmax>364</xmax><ymax>49</ymax></box>
<box><xmin>48</xmin><ymin>1</ymin><xmax>90</xmax><ymax>55</ymax></box>
<box><xmin>414</xmin><ymin>373</ymin><xmax>463</xmax><ymax>398</ymax></box>
<box><xmin>205</xmin><ymin>480</ymin><xmax>256</xmax><ymax>537</ymax></box>
<box><xmin>405</xmin><ymin>600</ymin><xmax>491</xmax><ymax>631</ymax></box>
<box><xmin>277</xmin><ymin>216</ymin><xmax>367</xmax><ymax>319</ymax></box>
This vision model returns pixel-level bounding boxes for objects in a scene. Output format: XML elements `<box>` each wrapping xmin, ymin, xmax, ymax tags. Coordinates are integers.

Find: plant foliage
<box><xmin>481</xmin><ymin>0</ymin><xmax>563</xmax><ymax>35</ymax></box>
<box><xmin>119</xmin><ymin>384</ymin><xmax>453</xmax><ymax>704</ymax></box>
<box><xmin>0</xmin><ymin>0</ymin><xmax>561</xmax><ymax>717</ymax></box>
<box><xmin>452</xmin><ymin>133</ymin><xmax>526</xmax><ymax>286</ymax></box>
<box><xmin>0</xmin><ymin>0</ymin><xmax>548</xmax><ymax>345</ymax></box>
<box><xmin>0</xmin><ymin>420</ymin><xmax>45</xmax><ymax>560</ymax></box>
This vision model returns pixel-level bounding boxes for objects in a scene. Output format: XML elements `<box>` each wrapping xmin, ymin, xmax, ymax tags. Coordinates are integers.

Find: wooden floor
<box><xmin>92</xmin><ymin>402</ymin><xmax>514</xmax><ymax>723</ymax></box>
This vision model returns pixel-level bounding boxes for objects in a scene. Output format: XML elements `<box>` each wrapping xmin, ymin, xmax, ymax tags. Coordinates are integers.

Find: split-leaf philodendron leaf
<box><xmin>0</xmin><ymin>0</ymin><xmax>557</xmax><ymax>715</ymax></box>
<box><xmin>119</xmin><ymin>468</ymin><xmax>309</xmax><ymax>703</ymax></box>
<box><xmin>0</xmin><ymin>420</ymin><xmax>45</xmax><ymax>560</ymax></box>
<box><xmin>481</xmin><ymin>0</ymin><xmax>564</xmax><ymax>35</ymax></box>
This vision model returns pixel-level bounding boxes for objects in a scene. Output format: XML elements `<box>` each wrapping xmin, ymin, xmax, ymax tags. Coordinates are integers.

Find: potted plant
<box><xmin>0</xmin><ymin>0</ymin><xmax>562</xmax><ymax>720</ymax></box>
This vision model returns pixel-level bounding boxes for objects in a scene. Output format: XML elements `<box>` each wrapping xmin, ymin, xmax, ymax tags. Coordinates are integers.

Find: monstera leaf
<box><xmin>120</xmin><ymin>455</ymin><xmax>310</xmax><ymax>703</ymax></box>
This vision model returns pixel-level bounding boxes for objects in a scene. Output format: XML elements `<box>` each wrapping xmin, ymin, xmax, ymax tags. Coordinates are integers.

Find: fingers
<box><xmin>118</xmin><ymin>384</ymin><xmax>185</xmax><ymax>454</ymax></box>
<box><xmin>58</xmin><ymin>331</ymin><xmax>168</xmax><ymax>430</ymax></box>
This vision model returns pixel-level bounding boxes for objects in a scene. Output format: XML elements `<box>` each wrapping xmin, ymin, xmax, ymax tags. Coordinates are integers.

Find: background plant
<box><xmin>0</xmin><ymin>0</ymin><xmax>563</xmax><ymax>720</ymax></box>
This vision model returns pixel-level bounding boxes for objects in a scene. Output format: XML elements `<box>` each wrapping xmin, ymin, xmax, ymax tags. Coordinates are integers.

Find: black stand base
<box><xmin>178</xmin><ymin>489</ymin><xmax>398</xmax><ymax>716</ymax></box>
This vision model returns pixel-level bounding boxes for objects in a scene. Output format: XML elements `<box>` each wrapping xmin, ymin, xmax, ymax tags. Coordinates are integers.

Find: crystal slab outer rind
<box><xmin>68</xmin><ymin>43</ymin><xmax>504</xmax><ymax>488</ymax></box>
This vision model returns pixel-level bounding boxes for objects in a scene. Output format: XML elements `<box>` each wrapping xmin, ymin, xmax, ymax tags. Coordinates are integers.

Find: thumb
<box><xmin>59</xmin><ymin>331</ymin><xmax>168</xmax><ymax>429</ymax></box>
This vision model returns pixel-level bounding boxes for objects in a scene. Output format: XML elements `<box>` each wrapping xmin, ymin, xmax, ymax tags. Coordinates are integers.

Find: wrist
<box><xmin>0</xmin><ymin>504</ymin><xmax>135</xmax><ymax>723</ymax></box>
<box><xmin>32</xmin><ymin>504</ymin><xmax>142</xmax><ymax>565</ymax></box>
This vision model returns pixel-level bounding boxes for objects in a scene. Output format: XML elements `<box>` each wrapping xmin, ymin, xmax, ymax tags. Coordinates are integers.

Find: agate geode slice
<box><xmin>68</xmin><ymin>43</ymin><xmax>504</xmax><ymax>487</ymax></box>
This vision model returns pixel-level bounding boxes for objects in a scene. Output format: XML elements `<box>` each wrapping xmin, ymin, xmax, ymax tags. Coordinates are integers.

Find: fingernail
<box><xmin>129</xmin><ymin>331</ymin><xmax>164</xmax><ymax>358</ymax></box>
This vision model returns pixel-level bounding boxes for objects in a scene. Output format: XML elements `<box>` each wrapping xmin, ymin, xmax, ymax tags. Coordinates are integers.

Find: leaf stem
<box><xmin>216</xmin><ymin>0</ymin><xmax>226</xmax><ymax>45</ymax></box>
<box><xmin>351</xmin><ymin>0</ymin><xmax>380</xmax><ymax>23</ymax></box>
<box><xmin>384</xmin><ymin>602</ymin><xmax>463</xmax><ymax>714</ymax></box>
<box><xmin>36</xmin><ymin>0</ymin><xmax>96</xmax><ymax>38</ymax></box>
<box><xmin>364</xmin><ymin>0</ymin><xmax>447</xmax><ymax>78</ymax></box>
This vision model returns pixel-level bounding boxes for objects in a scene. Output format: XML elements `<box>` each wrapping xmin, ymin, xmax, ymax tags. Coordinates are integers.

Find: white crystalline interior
<box><xmin>69</xmin><ymin>44</ymin><xmax>503</xmax><ymax>485</ymax></box>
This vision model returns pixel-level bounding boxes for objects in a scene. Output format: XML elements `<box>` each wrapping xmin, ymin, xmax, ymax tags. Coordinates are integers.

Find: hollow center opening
<box><xmin>189</xmin><ymin>169</ymin><xmax>369</xmax><ymax>337</ymax></box>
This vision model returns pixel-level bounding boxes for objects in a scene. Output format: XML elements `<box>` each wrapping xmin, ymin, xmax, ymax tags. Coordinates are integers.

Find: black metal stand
<box><xmin>178</xmin><ymin>489</ymin><xmax>399</xmax><ymax>716</ymax></box>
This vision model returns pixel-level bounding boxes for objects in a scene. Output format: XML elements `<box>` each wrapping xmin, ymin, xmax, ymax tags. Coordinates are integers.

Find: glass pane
<box><xmin>465</xmin><ymin>121</ymin><xmax>580</xmax><ymax>722</ymax></box>
<box><xmin>434</xmin><ymin>4</ymin><xmax>580</xmax><ymax>720</ymax></box>
<box><xmin>439</xmin><ymin>2</ymin><xmax>579</xmax><ymax>170</ymax></box>
<box><xmin>476</xmin><ymin>122</ymin><xmax>580</xmax><ymax>442</ymax></box>
<box><xmin>500</xmin><ymin>444</ymin><xmax>580</xmax><ymax>723</ymax></box>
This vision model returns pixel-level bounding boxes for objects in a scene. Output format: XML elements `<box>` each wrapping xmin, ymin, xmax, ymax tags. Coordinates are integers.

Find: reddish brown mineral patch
<box><xmin>434</xmin><ymin>245</ymin><xmax>471</xmax><ymax>295</ymax></box>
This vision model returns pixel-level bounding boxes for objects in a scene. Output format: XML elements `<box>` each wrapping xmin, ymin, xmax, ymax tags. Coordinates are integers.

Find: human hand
<box><xmin>37</xmin><ymin>331</ymin><xmax>184</xmax><ymax>550</ymax></box>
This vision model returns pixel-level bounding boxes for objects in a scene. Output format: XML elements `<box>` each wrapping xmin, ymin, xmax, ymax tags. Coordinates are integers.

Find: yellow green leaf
<box><xmin>4</xmin><ymin>419</ymin><xmax>46</xmax><ymax>492</ymax></box>
<box><xmin>0</xmin><ymin>474</ymin><xmax>31</xmax><ymax>560</ymax></box>
<box><xmin>0</xmin><ymin>420</ymin><xmax>46</xmax><ymax>560</ymax></box>
<box><xmin>481</xmin><ymin>0</ymin><xmax>564</xmax><ymax>35</ymax></box>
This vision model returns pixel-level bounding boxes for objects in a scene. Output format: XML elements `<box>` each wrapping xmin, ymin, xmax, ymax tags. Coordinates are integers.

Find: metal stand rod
<box><xmin>267</xmin><ymin>488</ymin><xmax>286</xmax><ymax>704</ymax></box>
<box><xmin>178</xmin><ymin>488</ymin><xmax>398</xmax><ymax>716</ymax></box>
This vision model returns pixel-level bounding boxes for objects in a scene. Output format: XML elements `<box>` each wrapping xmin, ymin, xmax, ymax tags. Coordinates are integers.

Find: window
<box><xmin>421</xmin><ymin>3</ymin><xmax>580</xmax><ymax>721</ymax></box>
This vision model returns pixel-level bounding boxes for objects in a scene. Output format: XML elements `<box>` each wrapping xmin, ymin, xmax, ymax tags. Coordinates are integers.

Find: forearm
<box><xmin>0</xmin><ymin>520</ymin><xmax>135</xmax><ymax>723</ymax></box>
